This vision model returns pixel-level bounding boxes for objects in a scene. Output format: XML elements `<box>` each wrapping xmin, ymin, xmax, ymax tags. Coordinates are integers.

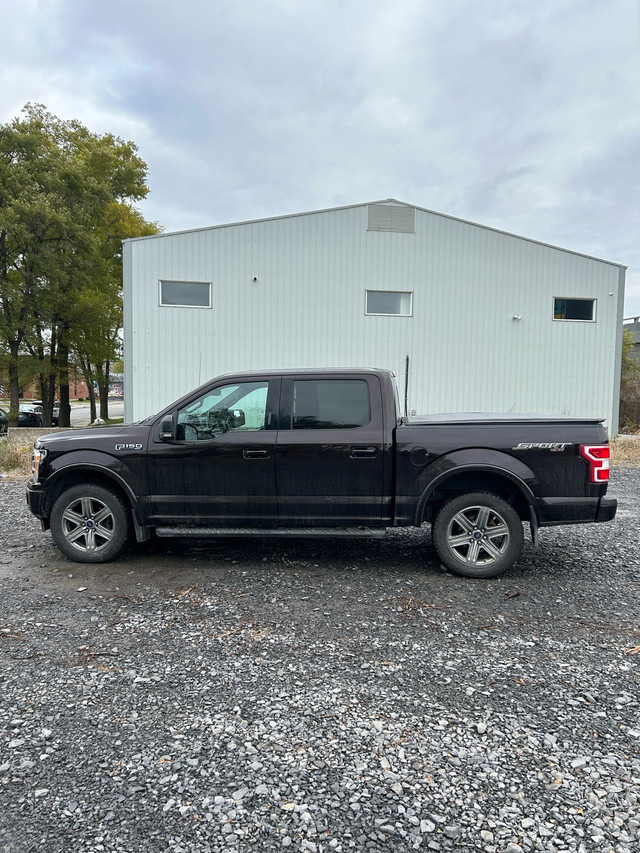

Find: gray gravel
<box><xmin>1</xmin><ymin>470</ymin><xmax>639</xmax><ymax>852</ymax></box>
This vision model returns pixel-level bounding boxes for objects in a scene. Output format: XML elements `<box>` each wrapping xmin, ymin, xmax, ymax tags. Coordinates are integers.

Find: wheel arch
<box><xmin>44</xmin><ymin>464</ymin><xmax>135</xmax><ymax>509</ymax></box>
<box><xmin>416</xmin><ymin>463</ymin><xmax>537</xmax><ymax>527</ymax></box>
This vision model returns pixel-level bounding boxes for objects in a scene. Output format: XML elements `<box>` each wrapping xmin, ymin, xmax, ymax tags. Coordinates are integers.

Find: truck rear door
<box><xmin>275</xmin><ymin>374</ymin><xmax>387</xmax><ymax>526</ymax></box>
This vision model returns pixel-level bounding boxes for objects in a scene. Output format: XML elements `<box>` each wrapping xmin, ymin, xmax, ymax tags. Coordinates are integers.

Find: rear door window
<box><xmin>290</xmin><ymin>380</ymin><xmax>371</xmax><ymax>430</ymax></box>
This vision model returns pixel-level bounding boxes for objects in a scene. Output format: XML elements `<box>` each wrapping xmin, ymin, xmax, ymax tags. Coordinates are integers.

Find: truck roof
<box><xmin>211</xmin><ymin>367</ymin><xmax>395</xmax><ymax>379</ymax></box>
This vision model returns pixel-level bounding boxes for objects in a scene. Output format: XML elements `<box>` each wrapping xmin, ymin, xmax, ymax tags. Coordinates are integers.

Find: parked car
<box><xmin>18</xmin><ymin>404</ymin><xmax>43</xmax><ymax>427</ymax></box>
<box><xmin>26</xmin><ymin>367</ymin><xmax>616</xmax><ymax>575</ymax></box>
<box><xmin>0</xmin><ymin>407</ymin><xmax>8</xmax><ymax>436</ymax></box>
<box><xmin>30</xmin><ymin>400</ymin><xmax>59</xmax><ymax>426</ymax></box>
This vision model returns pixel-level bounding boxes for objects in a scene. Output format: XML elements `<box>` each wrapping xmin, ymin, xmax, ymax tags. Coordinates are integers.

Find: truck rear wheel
<box><xmin>50</xmin><ymin>484</ymin><xmax>129</xmax><ymax>563</ymax></box>
<box><xmin>433</xmin><ymin>491</ymin><xmax>524</xmax><ymax>578</ymax></box>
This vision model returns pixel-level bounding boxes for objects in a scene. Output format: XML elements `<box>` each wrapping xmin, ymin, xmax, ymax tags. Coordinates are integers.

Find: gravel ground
<box><xmin>1</xmin><ymin>471</ymin><xmax>639</xmax><ymax>853</ymax></box>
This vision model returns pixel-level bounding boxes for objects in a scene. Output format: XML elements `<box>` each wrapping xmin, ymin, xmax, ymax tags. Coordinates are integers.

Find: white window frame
<box><xmin>159</xmin><ymin>280</ymin><xmax>212</xmax><ymax>309</ymax></box>
<box><xmin>553</xmin><ymin>297</ymin><xmax>596</xmax><ymax>323</ymax></box>
<box><xmin>365</xmin><ymin>290</ymin><xmax>413</xmax><ymax>317</ymax></box>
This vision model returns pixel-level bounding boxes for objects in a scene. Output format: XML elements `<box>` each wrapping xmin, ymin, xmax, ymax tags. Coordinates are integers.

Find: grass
<box><xmin>0</xmin><ymin>432</ymin><xmax>33</xmax><ymax>477</ymax></box>
<box><xmin>2</xmin><ymin>428</ymin><xmax>639</xmax><ymax>476</ymax></box>
<box><xmin>610</xmin><ymin>434</ymin><xmax>640</xmax><ymax>467</ymax></box>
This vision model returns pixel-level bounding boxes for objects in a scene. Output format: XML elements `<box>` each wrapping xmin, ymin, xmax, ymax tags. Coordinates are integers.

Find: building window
<box><xmin>160</xmin><ymin>280</ymin><xmax>211</xmax><ymax>308</ymax></box>
<box><xmin>553</xmin><ymin>298</ymin><xmax>596</xmax><ymax>322</ymax></box>
<box><xmin>366</xmin><ymin>290</ymin><xmax>413</xmax><ymax>316</ymax></box>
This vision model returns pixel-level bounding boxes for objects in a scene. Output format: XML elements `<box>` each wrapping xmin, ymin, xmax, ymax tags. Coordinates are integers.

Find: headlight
<box><xmin>32</xmin><ymin>446</ymin><xmax>47</xmax><ymax>483</ymax></box>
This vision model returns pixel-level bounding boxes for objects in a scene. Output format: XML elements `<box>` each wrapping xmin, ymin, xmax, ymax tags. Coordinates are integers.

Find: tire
<box><xmin>433</xmin><ymin>491</ymin><xmax>524</xmax><ymax>579</ymax></box>
<box><xmin>50</xmin><ymin>484</ymin><xmax>129</xmax><ymax>563</ymax></box>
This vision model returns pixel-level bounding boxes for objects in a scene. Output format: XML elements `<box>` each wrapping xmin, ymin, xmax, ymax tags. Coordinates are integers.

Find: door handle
<box><xmin>243</xmin><ymin>449</ymin><xmax>270</xmax><ymax>459</ymax></box>
<box><xmin>350</xmin><ymin>446</ymin><xmax>378</xmax><ymax>459</ymax></box>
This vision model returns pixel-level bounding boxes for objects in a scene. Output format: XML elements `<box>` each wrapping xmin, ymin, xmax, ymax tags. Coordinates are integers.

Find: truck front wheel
<box><xmin>433</xmin><ymin>491</ymin><xmax>524</xmax><ymax>578</ymax></box>
<box><xmin>50</xmin><ymin>484</ymin><xmax>129</xmax><ymax>563</ymax></box>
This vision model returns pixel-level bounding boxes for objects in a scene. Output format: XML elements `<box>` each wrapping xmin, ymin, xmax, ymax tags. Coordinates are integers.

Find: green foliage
<box><xmin>619</xmin><ymin>328</ymin><xmax>640</xmax><ymax>432</ymax></box>
<box><xmin>0</xmin><ymin>103</ymin><xmax>160</xmax><ymax>425</ymax></box>
<box><xmin>71</xmin><ymin>200</ymin><xmax>160</xmax><ymax>420</ymax></box>
<box><xmin>620</xmin><ymin>329</ymin><xmax>640</xmax><ymax>397</ymax></box>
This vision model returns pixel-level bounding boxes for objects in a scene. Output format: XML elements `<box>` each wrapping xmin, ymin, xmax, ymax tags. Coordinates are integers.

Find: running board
<box><xmin>155</xmin><ymin>526</ymin><xmax>388</xmax><ymax>539</ymax></box>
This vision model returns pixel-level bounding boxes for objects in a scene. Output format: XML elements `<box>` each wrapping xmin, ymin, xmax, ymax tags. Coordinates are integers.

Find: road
<box><xmin>70</xmin><ymin>398</ymin><xmax>124</xmax><ymax>427</ymax></box>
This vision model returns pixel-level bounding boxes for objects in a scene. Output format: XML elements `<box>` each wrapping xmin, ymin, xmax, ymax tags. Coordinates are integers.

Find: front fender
<box><xmin>40</xmin><ymin>450</ymin><xmax>146</xmax><ymax>518</ymax></box>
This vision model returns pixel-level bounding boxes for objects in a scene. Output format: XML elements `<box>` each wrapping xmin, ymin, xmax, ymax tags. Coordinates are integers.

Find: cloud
<box><xmin>1</xmin><ymin>0</ymin><xmax>639</xmax><ymax>312</ymax></box>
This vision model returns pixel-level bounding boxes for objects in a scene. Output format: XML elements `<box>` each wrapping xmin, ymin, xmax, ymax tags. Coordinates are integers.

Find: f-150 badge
<box><xmin>513</xmin><ymin>442</ymin><xmax>569</xmax><ymax>452</ymax></box>
<box><xmin>115</xmin><ymin>443</ymin><xmax>143</xmax><ymax>451</ymax></box>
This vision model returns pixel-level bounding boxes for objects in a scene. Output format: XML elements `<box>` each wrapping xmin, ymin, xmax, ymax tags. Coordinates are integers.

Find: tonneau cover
<box><xmin>405</xmin><ymin>412</ymin><xmax>604</xmax><ymax>426</ymax></box>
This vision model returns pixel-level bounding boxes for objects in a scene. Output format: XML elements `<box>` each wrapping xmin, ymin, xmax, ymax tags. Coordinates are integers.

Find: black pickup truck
<box><xmin>26</xmin><ymin>368</ymin><xmax>616</xmax><ymax>578</ymax></box>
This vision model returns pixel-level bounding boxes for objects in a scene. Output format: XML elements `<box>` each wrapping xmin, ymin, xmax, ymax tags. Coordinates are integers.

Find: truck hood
<box><xmin>36</xmin><ymin>423</ymin><xmax>151</xmax><ymax>451</ymax></box>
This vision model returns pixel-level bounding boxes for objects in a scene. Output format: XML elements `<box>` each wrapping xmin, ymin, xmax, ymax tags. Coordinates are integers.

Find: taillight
<box><xmin>580</xmin><ymin>445</ymin><xmax>610</xmax><ymax>483</ymax></box>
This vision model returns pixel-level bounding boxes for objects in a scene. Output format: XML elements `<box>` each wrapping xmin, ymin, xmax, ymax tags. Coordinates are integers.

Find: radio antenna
<box><xmin>404</xmin><ymin>355</ymin><xmax>409</xmax><ymax>418</ymax></box>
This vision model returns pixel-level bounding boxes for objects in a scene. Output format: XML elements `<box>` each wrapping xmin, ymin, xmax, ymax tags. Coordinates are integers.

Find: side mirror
<box><xmin>159</xmin><ymin>418</ymin><xmax>175</xmax><ymax>441</ymax></box>
<box><xmin>231</xmin><ymin>409</ymin><xmax>246</xmax><ymax>428</ymax></box>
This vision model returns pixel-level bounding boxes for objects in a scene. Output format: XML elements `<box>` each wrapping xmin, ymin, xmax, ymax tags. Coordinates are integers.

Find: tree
<box><xmin>70</xmin><ymin>203</ymin><xmax>159</xmax><ymax>423</ymax></box>
<box><xmin>619</xmin><ymin>327</ymin><xmax>640</xmax><ymax>430</ymax></box>
<box><xmin>0</xmin><ymin>107</ymin><xmax>65</xmax><ymax>423</ymax></box>
<box><xmin>620</xmin><ymin>329</ymin><xmax>639</xmax><ymax>389</ymax></box>
<box><xmin>0</xmin><ymin>104</ymin><xmax>156</xmax><ymax>426</ymax></box>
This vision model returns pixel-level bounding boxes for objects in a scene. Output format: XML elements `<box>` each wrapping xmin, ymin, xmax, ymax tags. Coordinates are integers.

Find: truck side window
<box><xmin>292</xmin><ymin>380</ymin><xmax>371</xmax><ymax>429</ymax></box>
<box><xmin>177</xmin><ymin>381</ymin><xmax>269</xmax><ymax>440</ymax></box>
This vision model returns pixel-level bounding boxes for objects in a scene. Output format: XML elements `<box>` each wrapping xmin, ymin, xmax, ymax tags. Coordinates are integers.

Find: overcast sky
<box><xmin>2</xmin><ymin>0</ymin><xmax>639</xmax><ymax>314</ymax></box>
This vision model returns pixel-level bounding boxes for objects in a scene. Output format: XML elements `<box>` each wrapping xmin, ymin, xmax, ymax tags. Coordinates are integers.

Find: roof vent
<box><xmin>367</xmin><ymin>204</ymin><xmax>415</xmax><ymax>233</ymax></box>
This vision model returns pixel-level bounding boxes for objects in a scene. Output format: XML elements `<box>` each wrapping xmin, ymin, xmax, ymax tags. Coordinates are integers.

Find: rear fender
<box><xmin>415</xmin><ymin>449</ymin><xmax>538</xmax><ymax>526</ymax></box>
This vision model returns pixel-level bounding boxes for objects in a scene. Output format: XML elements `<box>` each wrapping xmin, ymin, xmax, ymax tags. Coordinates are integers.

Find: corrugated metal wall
<box><xmin>123</xmin><ymin>201</ymin><xmax>625</xmax><ymax>431</ymax></box>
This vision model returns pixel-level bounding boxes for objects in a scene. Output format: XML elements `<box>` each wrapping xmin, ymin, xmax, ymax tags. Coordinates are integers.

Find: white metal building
<box><xmin>123</xmin><ymin>200</ymin><xmax>626</xmax><ymax>432</ymax></box>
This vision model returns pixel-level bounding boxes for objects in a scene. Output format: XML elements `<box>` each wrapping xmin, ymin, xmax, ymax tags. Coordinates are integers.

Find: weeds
<box><xmin>610</xmin><ymin>434</ymin><xmax>640</xmax><ymax>467</ymax></box>
<box><xmin>0</xmin><ymin>434</ymin><xmax>32</xmax><ymax>476</ymax></box>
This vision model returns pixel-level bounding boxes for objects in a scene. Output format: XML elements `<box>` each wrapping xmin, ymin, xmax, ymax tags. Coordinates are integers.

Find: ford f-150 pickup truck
<box><xmin>26</xmin><ymin>368</ymin><xmax>616</xmax><ymax>578</ymax></box>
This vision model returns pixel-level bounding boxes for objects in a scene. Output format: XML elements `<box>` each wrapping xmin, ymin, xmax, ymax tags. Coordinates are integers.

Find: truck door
<box><xmin>275</xmin><ymin>375</ymin><xmax>387</xmax><ymax>526</ymax></box>
<box><xmin>147</xmin><ymin>378</ymin><xmax>280</xmax><ymax>526</ymax></box>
